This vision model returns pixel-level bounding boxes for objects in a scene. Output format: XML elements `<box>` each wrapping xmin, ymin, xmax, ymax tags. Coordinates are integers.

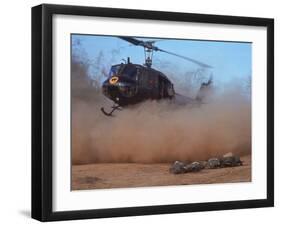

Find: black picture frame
<box><xmin>32</xmin><ymin>3</ymin><xmax>274</xmax><ymax>222</ymax></box>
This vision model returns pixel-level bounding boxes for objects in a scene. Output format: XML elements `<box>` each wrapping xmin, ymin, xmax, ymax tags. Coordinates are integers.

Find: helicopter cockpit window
<box><xmin>122</xmin><ymin>65</ymin><xmax>137</xmax><ymax>79</ymax></box>
<box><xmin>109</xmin><ymin>65</ymin><xmax>123</xmax><ymax>77</ymax></box>
<box><xmin>109</xmin><ymin>64</ymin><xmax>137</xmax><ymax>80</ymax></box>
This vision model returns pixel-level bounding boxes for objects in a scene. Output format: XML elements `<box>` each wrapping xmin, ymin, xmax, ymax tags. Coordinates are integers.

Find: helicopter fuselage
<box><xmin>102</xmin><ymin>62</ymin><xmax>175</xmax><ymax>106</ymax></box>
<box><xmin>100</xmin><ymin>36</ymin><xmax>212</xmax><ymax>116</ymax></box>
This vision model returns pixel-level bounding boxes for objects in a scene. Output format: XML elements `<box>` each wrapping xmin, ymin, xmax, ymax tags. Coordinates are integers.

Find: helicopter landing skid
<box><xmin>101</xmin><ymin>104</ymin><xmax>122</xmax><ymax>117</ymax></box>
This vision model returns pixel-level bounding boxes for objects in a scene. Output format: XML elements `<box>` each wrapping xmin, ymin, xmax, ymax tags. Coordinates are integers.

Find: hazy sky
<box><xmin>72</xmin><ymin>34</ymin><xmax>252</xmax><ymax>85</ymax></box>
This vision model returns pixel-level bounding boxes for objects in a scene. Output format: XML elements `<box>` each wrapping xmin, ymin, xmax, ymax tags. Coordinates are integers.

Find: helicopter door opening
<box><xmin>158</xmin><ymin>77</ymin><xmax>165</xmax><ymax>99</ymax></box>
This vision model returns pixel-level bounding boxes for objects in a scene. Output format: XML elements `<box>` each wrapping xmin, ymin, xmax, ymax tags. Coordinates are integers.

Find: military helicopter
<box><xmin>101</xmin><ymin>36</ymin><xmax>213</xmax><ymax>116</ymax></box>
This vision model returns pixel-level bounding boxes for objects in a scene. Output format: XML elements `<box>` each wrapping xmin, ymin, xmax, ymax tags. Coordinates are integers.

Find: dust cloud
<box><xmin>71</xmin><ymin>57</ymin><xmax>251</xmax><ymax>164</ymax></box>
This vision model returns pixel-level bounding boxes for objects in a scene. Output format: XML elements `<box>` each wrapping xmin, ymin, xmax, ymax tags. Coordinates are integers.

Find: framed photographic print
<box><xmin>32</xmin><ymin>4</ymin><xmax>274</xmax><ymax>221</ymax></box>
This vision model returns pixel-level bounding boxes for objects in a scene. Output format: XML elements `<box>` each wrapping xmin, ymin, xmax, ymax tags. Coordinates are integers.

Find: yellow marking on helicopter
<box><xmin>109</xmin><ymin>76</ymin><xmax>119</xmax><ymax>84</ymax></box>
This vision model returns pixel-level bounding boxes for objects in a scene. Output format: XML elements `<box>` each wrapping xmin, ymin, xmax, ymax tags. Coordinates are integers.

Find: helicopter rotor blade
<box><xmin>118</xmin><ymin>36</ymin><xmax>157</xmax><ymax>50</ymax></box>
<box><xmin>118</xmin><ymin>37</ymin><xmax>144</xmax><ymax>46</ymax></box>
<box><xmin>146</xmin><ymin>39</ymin><xmax>166</xmax><ymax>43</ymax></box>
<box><xmin>157</xmin><ymin>48</ymin><xmax>212</xmax><ymax>68</ymax></box>
<box><xmin>118</xmin><ymin>36</ymin><xmax>212</xmax><ymax>68</ymax></box>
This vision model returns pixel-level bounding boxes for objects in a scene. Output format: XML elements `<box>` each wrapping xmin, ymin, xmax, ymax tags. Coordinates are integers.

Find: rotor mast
<box><xmin>144</xmin><ymin>44</ymin><xmax>154</xmax><ymax>68</ymax></box>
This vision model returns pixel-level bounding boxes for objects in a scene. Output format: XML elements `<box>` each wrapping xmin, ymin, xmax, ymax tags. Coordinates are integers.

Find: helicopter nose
<box><xmin>109</xmin><ymin>76</ymin><xmax>119</xmax><ymax>85</ymax></box>
<box><xmin>102</xmin><ymin>76</ymin><xmax>119</xmax><ymax>98</ymax></box>
<box><xmin>102</xmin><ymin>76</ymin><xmax>119</xmax><ymax>97</ymax></box>
<box><xmin>102</xmin><ymin>83</ymin><xmax>119</xmax><ymax>99</ymax></box>
<box><xmin>102</xmin><ymin>77</ymin><xmax>136</xmax><ymax>100</ymax></box>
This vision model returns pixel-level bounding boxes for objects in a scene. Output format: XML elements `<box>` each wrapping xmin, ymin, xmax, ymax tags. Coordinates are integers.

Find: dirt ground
<box><xmin>71</xmin><ymin>155</ymin><xmax>251</xmax><ymax>190</ymax></box>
